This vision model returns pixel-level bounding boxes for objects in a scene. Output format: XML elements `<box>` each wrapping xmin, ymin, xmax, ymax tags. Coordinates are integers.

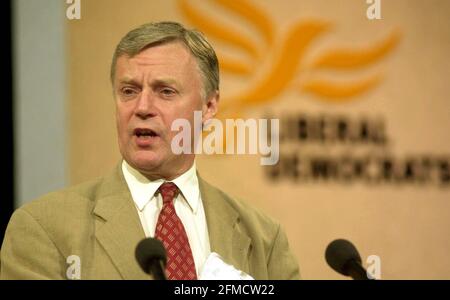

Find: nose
<box><xmin>135</xmin><ymin>90</ymin><xmax>157</xmax><ymax>119</ymax></box>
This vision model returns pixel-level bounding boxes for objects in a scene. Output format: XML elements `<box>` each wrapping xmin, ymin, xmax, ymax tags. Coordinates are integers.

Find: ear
<box><xmin>202</xmin><ymin>91</ymin><xmax>220</xmax><ymax>124</ymax></box>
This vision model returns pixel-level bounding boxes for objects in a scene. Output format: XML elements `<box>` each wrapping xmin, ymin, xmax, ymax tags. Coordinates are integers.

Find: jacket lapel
<box><xmin>91</xmin><ymin>166</ymin><xmax>251</xmax><ymax>278</ymax></box>
<box><xmin>93</xmin><ymin>165</ymin><xmax>149</xmax><ymax>279</ymax></box>
<box><xmin>198</xmin><ymin>176</ymin><xmax>252</xmax><ymax>273</ymax></box>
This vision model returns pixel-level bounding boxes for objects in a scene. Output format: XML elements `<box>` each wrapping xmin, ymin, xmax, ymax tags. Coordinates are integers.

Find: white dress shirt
<box><xmin>121</xmin><ymin>160</ymin><xmax>211</xmax><ymax>276</ymax></box>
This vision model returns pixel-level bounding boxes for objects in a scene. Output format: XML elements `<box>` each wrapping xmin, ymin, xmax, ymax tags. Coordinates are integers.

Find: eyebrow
<box><xmin>117</xmin><ymin>77</ymin><xmax>180</xmax><ymax>88</ymax></box>
<box><xmin>117</xmin><ymin>77</ymin><xmax>141</xmax><ymax>86</ymax></box>
<box><xmin>152</xmin><ymin>78</ymin><xmax>180</xmax><ymax>88</ymax></box>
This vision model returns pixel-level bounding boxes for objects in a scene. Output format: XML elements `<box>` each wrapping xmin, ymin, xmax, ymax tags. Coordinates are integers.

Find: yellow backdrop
<box><xmin>67</xmin><ymin>0</ymin><xmax>450</xmax><ymax>279</ymax></box>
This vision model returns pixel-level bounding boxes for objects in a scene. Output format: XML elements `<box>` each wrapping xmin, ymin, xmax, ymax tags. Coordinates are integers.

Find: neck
<box><xmin>128</xmin><ymin>158</ymin><xmax>195</xmax><ymax>182</ymax></box>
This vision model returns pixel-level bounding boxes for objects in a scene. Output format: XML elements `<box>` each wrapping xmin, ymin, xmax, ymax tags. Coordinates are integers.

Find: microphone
<box><xmin>135</xmin><ymin>238</ymin><xmax>167</xmax><ymax>280</ymax></box>
<box><xmin>325</xmin><ymin>239</ymin><xmax>372</xmax><ymax>280</ymax></box>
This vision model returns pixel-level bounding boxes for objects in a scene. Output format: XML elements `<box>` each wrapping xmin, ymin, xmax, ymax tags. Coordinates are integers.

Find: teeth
<box><xmin>136</xmin><ymin>129</ymin><xmax>156</xmax><ymax>137</ymax></box>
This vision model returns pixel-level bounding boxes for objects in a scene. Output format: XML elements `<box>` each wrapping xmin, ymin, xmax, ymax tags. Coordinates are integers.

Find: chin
<box><xmin>128</xmin><ymin>151</ymin><xmax>165</xmax><ymax>173</ymax></box>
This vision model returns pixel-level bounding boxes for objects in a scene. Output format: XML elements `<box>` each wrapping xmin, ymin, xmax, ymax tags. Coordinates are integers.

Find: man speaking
<box><xmin>0</xmin><ymin>22</ymin><xmax>299</xmax><ymax>280</ymax></box>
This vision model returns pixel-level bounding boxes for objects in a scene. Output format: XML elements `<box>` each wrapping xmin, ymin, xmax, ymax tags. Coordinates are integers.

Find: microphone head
<box><xmin>325</xmin><ymin>239</ymin><xmax>362</xmax><ymax>276</ymax></box>
<box><xmin>135</xmin><ymin>238</ymin><xmax>167</xmax><ymax>274</ymax></box>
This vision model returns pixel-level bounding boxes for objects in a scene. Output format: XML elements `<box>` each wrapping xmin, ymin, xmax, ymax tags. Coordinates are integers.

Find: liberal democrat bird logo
<box><xmin>178</xmin><ymin>0</ymin><xmax>401</xmax><ymax>119</ymax></box>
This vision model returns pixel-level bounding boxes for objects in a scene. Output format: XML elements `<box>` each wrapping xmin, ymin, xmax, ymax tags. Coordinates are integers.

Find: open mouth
<box><xmin>134</xmin><ymin>128</ymin><xmax>159</xmax><ymax>138</ymax></box>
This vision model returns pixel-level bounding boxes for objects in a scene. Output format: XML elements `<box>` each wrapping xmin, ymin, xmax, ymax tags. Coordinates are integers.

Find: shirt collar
<box><xmin>121</xmin><ymin>160</ymin><xmax>200</xmax><ymax>214</ymax></box>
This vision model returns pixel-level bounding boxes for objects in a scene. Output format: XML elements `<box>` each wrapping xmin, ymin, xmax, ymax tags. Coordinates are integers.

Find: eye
<box><xmin>159</xmin><ymin>87</ymin><xmax>177</xmax><ymax>98</ymax></box>
<box><xmin>120</xmin><ymin>86</ymin><xmax>139</xmax><ymax>97</ymax></box>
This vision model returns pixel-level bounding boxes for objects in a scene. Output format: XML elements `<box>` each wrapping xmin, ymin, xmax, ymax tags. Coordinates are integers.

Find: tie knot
<box><xmin>158</xmin><ymin>182</ymin><xmax>179</xmax><ymax>204</ymax></box>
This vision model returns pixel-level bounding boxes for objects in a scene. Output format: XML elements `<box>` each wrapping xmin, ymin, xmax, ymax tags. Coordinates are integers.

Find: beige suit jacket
<box><xmin>0</xmin><ymin>165</ymin><xmax>299</xmax><ymax>279</ymax></box>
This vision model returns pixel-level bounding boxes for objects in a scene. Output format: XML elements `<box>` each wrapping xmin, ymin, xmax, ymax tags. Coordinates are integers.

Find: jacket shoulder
<box><xmin>200</xmin><ymin>179</ymin><xmax>281</xmax><ymax>236</ymax></box>
<box><xmin>199</xmin><ymin>178</ymin><xmax>300</xmax><ymax>279</ymax></box>
<box><xmin>18</xmin><ymin>176</ymin><xmax>103</xmax><ymax>219</ymax></box>
<box><xmin>10</xmin><ymin>175</ymin><xmax>110</xmax><ymax>249</ymax></box>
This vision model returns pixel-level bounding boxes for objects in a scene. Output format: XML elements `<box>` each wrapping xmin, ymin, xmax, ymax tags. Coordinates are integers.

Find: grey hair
<box><xmin>111</xmin><ymin>21</ymin><xmax>219</xmax><ymax>98</ymax></box>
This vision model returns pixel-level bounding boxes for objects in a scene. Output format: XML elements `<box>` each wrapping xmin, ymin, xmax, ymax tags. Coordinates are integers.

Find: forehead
<box><xmin>115</xmin><ymin>41</ymin><xmax>200</xmax><ymax>81</ymax></box>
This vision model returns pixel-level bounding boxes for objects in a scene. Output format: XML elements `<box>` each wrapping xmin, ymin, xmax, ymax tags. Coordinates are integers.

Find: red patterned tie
<box><xmin>154</xmin><ymin>182</ymin><xmax>197</xmax><ymax>280</ymax></box>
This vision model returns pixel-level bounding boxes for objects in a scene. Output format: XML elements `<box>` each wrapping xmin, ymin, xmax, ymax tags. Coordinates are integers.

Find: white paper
<box><xmin>199</xmin><ymin>252</ymin><xmax>254</xmax><ymax>280</ymax></box>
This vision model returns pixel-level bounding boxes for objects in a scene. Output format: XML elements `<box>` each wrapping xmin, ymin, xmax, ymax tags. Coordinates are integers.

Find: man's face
<box><xmin>114</xmin><ymin>41</ymin><xmax>218</xmax><ymax>180</ymax></box>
